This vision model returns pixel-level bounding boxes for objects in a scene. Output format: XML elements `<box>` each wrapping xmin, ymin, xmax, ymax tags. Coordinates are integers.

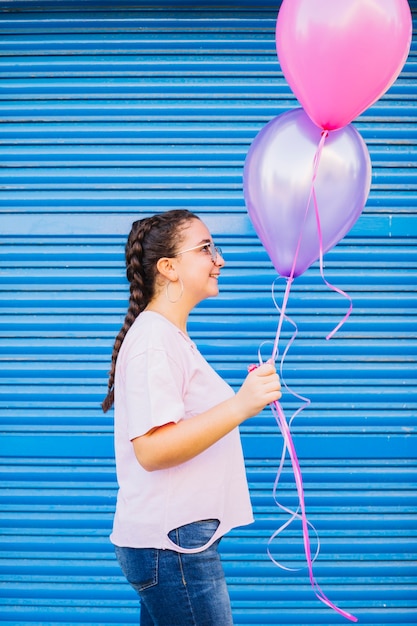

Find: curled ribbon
<box><xmin>259</xmin><ymin>130</ymin><xmax>358</xmax><ymax>622</ymax></box>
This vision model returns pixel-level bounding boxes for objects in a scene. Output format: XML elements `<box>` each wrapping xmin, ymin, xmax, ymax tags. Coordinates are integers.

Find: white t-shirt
<box><xmin>110</xmin><ymin>310</ymin><xmax>254</xmax><ymax>553</ymax></box>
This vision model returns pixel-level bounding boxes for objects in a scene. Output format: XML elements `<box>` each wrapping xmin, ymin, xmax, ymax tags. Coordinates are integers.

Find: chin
<box><xmin>204</xmin><ymin>288</ymin><xmax>219</xmax><ymax>300</ymax></box>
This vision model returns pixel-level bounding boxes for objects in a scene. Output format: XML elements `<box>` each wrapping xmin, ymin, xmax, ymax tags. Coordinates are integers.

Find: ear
<box><xmin>156</xmin><ymin>256</ymin><xmax>179</xmax><ymax>282</ymax></box>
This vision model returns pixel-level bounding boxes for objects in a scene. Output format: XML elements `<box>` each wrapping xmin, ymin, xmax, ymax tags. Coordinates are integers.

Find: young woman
<box><xmin>102</xmin><ymin>209</ymin><xmax>281</xmax><ymax>626</ymax></box>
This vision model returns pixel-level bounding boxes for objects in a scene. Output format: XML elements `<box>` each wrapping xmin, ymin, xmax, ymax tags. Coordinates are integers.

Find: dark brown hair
<box><xmin>102</xmin><ymin>209</ymin><xmax>199</xmax><ymax>412</ymax></box>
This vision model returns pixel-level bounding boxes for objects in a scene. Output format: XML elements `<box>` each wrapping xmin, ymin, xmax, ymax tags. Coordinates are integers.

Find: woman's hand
<box><xmin>233</xmin><ymin>363</ymin><xmax>281</xmax><ymax>421</ymax></box>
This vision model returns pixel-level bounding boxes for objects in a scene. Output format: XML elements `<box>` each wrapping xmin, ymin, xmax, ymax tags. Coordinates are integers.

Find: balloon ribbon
<box><xmin>263</xmin><ymin>130</ymin><xmax>358</xmax><ymax>622</ymax></box>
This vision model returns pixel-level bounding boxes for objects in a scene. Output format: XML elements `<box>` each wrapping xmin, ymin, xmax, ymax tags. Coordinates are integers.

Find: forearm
<box><xmin>132</xmin><ymin>395</ymin><xmax>243</xmax><ymax>472</ymax></box>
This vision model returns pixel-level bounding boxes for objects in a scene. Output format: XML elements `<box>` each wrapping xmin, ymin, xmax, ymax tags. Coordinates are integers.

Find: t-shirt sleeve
<box><xmin>124</xmin><ymin>346</ymin><xmax>186</xmax><ymax>440</ymax></box>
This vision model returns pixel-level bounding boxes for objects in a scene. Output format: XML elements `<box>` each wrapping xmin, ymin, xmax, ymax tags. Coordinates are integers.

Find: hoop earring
<box><xmin>165</xmin><ymin>278</ymin><xmax>184</xmax><ymax>304</ymax></box>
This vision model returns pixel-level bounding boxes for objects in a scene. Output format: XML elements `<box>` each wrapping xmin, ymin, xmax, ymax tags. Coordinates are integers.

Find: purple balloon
<box><xmin>243</xmin><ymin>108</ymin><xmax>372</xmax><ymax>278</ymax></box>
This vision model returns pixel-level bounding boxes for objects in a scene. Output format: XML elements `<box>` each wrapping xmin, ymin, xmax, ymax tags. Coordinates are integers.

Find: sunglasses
<box><xmin>175</xmin><ymin>241</ymin><xmax>223</xmax><ymax>263</ymax></box>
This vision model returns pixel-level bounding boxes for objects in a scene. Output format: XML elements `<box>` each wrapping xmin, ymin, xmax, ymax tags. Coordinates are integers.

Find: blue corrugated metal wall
<box><xmin>0</xmin><ymin>1</ymin><xmax>416</xmax><ymax>624</ymax></box>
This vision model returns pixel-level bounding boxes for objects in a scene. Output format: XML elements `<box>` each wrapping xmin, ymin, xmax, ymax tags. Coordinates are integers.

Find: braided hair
<box><xmin>101</xmin><ymin>209</ymin><xmax>199</xmax><ymax>412</ymax></box>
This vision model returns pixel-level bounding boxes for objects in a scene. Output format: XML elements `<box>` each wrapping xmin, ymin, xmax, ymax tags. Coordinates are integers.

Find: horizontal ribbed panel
<box><xmin>0</xmin><ymin>2</ymin><xmax>416</xmax><ymax>625</ymax></box>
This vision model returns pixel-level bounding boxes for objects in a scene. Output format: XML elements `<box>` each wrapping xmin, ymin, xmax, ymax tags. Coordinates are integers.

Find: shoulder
<box><xmin>122</xmin><ymin>311</ymin><xmax>191</xmax><ymax>359</ymax></box>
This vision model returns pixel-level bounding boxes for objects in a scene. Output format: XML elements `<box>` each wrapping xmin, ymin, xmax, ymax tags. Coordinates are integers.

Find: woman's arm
<box><xmin>132</xmin><ymin>363</ymin><xmax>281</xmax><ymax>471</ymax></box>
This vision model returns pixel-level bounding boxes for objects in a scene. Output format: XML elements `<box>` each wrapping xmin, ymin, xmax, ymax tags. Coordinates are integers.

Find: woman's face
<box><xmin>174</xmin><ymin>218</ymin><xmax>225</xmax><ymax>307</ymax></box>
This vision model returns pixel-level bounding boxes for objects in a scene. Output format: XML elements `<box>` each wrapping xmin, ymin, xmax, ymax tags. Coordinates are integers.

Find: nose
<box><xmin>214</xmin><ymin>249</ymin><xmax>225</xmax><ymax>267</ymax></box>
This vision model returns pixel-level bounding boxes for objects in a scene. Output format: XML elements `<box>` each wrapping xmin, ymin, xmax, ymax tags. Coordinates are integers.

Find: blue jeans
<box><xmin>114</xmin><ymin>519</ymin><xmax>234</xmax><ymax>626</ymax></box>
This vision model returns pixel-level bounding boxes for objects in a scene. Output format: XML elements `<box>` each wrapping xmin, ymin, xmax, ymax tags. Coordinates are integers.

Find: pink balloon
<box><xmin>276</xmin><ymin>0</ymin><xmax>412</xmax><ymax>131</ymax></box>
<box><xmin>243</xmin><ymin>109</ymin><xmax>372</xmax><ymax>278</ymax></box>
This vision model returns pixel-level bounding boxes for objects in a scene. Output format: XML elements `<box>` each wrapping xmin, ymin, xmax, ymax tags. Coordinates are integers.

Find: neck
<box><xmin>145</xmin><ymin>299</ymin><xmax>190</xmax><ymax>335</ymax></box>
